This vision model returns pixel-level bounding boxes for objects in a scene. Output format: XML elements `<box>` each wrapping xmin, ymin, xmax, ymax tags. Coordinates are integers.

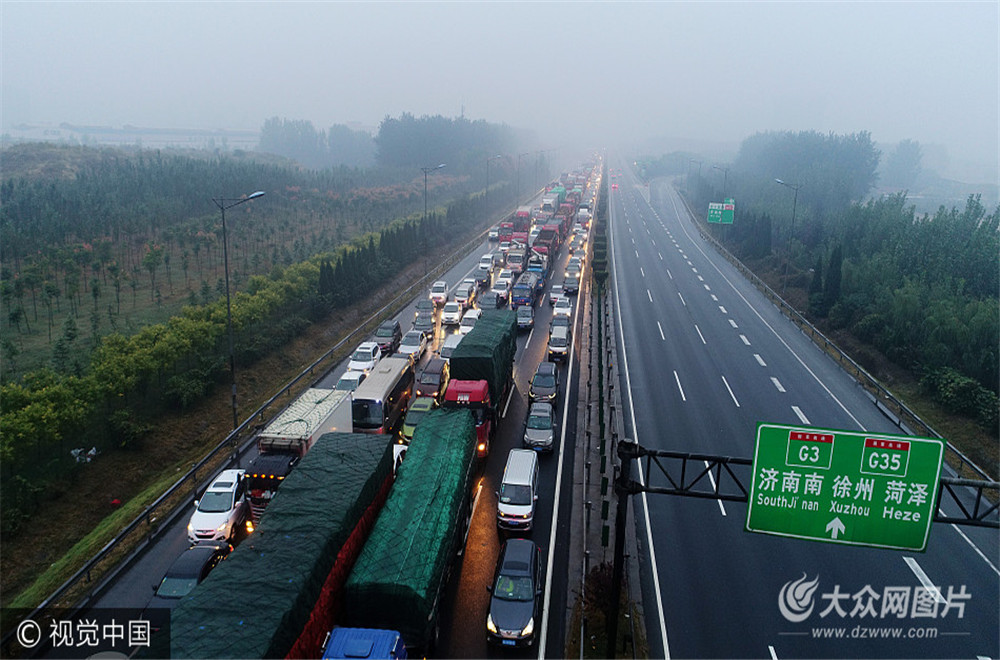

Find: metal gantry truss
<box><xmin>615</xmin><ymin>441</ymin><xmax>999</xmax><ymax>528</ymax></box>
<box><xmin>606</xmin><ymin>439</ymin><xmax>998</xmax><ymax>657</ymax></box>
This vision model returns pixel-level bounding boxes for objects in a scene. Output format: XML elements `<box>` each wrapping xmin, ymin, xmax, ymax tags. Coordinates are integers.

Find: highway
<box><xmin>606</xmin><ymin>158</ymin><xmax>999</xmax><ymax>659</ymax></box>
<box><xmin>90</xmin><ymin>182</ymin><xmax>594</xmax><ymax>658</ymax></box>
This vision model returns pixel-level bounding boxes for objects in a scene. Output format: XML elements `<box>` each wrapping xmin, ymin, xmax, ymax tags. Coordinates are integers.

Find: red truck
<box><xmin>532</xmin><ymin>225</ymin><xmax>560</xmax><ymax>256</ymax></box>
<box><xmin>442</xmin><ymin>310</ymin><xmax>517</xmax><ymax>459</ymax></box>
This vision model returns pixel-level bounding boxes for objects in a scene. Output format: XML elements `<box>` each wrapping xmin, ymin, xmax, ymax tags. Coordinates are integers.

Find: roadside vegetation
<box><xmin>0</xmin><ymin>114</ymin><xmax>532</xmax><ymax>597</ymax></box>
<box><xmin>640</xmin><ymin>131</ymin><xmax>998</xmax><ymax>476</ymax></box>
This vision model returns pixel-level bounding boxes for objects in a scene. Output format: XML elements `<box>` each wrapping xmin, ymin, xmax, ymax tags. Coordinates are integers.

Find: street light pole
<box><xmin>485</xmin><ymin>153</ymin><xmax>501</xmax><ymax>214</ymax></box>
<box><xmin>211</xmin><ymin>190</ymin><xmax>265</xmax><ymax>430</ymax></box>
<box><xmin>713</xmin><ymin>165</ymin><xmax>729</xmax><ymax>199</ymax></box>
<box><xmin>421</xmin><ymin>164</ymin><xmax>446</xmax><ymax>275</ymax></box>
<box><xmin>775</xmin><ymin>178</ymin><xmax>802</xmax><ymax>295</ymax></box>
<box><xmin>516</xmin><ymin>152</ymin><xmax>530</xmax><ymax>203</ymax></box>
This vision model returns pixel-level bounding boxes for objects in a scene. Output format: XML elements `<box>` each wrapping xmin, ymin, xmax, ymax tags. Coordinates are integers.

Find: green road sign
<box><xmin>746</xmin><ymin>423</ymin><xmax>944</xmax><ymax>551</ymax></box>
<box><xmin>708</xmin><ymin>202</ymin><xmax>724</xmax><ymax>223</ymax></box>
<box><xmin>708</xmin><ymin>199</ymin><xmax>735</xmax><ymax>224</ymax></box>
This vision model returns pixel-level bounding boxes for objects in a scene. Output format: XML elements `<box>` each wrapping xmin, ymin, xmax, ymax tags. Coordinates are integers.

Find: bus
<box><xmin>510</xmin><ymin>271</ymin><xmax>541</xmax><ymax>308</ymax></box>
<box><xmin>351</xmin><ymin>357</ymin><xmax>414</xmax><ymax>435</ymax></box>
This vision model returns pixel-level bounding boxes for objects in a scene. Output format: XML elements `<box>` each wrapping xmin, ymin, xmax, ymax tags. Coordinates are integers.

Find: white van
<box><xmin>497</xmin><ymin>449</ymin><xmax>539</xmax><ymax>531</ymax></box>
<box><xmin>439</xmin><ymin>333</ymin><xmax>464</xmax><ymax>361</ymax></box>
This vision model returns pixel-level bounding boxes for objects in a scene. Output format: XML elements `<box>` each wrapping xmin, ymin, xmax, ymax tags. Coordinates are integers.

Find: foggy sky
<box><xmin>2</xmin><ymin>1</ymin><xmax>997</xmax><ymax>180</ymax></box>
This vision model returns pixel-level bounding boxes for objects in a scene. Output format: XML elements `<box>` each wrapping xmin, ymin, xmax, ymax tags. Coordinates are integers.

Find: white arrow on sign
<box><xmin>826</xmin><ymin>517</ymin><xmax>846</xmax><ymax>539</ymax></box>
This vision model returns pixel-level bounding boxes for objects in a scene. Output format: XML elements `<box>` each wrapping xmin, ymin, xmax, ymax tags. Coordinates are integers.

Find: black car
<box><xmin>486</xmin><ymin>539</ymin><xmax>544</xmax><ymax>647</ymax></box>
<box><xmin>563</xmin><ymin>275</ymin><xmax>580</xmax><ymax>295</ymax></box>
<box><xmin>528</xmin><ymin>361</ymin><xmax>559</xmax><ymax>404</ymax></box>
<box><xmin>478</xmin><ymin>290</ymin><xmax>503</xmax><ymax>310</ymax></box>
<box><xmin>373</xmin><ymin>319</ymin><xmax>402</xmax><ymax>355</ymax></box>
<box><xmin>146</xmin><ymin>541</ymin><xmax>230</xmax><ymax>632</ymax></box>
<box><xmin>414</xmin><ymin>298</ymin><xmax>435</xmax><ymax>318</ymax></box>
<box><xmin>413</xmin><ymin>312</ymin><xmax>435</xmax><ymax>337</ymax></box>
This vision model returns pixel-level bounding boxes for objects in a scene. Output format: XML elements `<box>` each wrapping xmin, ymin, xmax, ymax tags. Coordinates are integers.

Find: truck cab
<box><xmin>443</xmin><ymin>379</ymin><xmax>493</xmax><ymax>458</ymax></box>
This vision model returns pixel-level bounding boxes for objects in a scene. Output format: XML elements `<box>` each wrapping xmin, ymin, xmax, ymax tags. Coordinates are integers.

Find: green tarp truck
<box><xmin>342</xmin><ymin>408</ymin><xmax>476</xmax><ymax>653</ymax></box>
<box><xmin>170</xmin><ymin>433</ymin><xmax>394</xmax><ymax>659</ymax></box>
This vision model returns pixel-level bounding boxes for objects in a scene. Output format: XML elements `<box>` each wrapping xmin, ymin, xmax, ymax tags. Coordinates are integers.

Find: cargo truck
<box><xmin>171</xmin><ymin>433</ymin><xmax>396</xmax><ymax>659</ymax></box>
<box><xmin>443</xmin><ymin>309</ymin><xmax>517</xmax><ymax>458</ymax></box>
<box><xmin>246</xmin><ymin>388</ymin><xmax>352</xmax><ymax>524</ymax></box>
<box><xmin>342</xmin><ymin>408</ymin><xmax>477</xmax><ymax>655</ymax></box>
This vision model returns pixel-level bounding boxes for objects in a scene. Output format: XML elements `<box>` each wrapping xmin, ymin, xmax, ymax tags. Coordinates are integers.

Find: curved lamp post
<box><xmin>211</xmin><ymin>190</ymin><xmax>265</xmax><ymax>429</ymax></box>
<box><xmin>775</xmin><ymin>178</ymin><xmax>803</xmax><ymax>295</ymax></box>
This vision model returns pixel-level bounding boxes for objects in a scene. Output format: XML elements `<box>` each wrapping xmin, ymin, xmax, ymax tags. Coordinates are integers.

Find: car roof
<box><xmin>550</xmin><ymin>326</ymin><xmax>570</xmax><ymax>338</ymax></box>
<box><xmin>499</xmin><ymin>538</ymin><xmax>537</xmax><ymax>574</ymax></box>
<box><xmin>535</xmin><ymin>361</ymin><xmax>557</xmax><ymax>375</ymax></box>
<box><xmin>403</xmin><ymin>330</ymin><xmax>423</xmax><ymax>338</ymax></box>
<box><xmin>166</xmin><ymin>544</ymin><xmax>226</xmax><ymax>578</ymax></box>
<box><xmin>410</xmin><ymin>396</ymin><xmax>436</xmax><ymax>411</ymax></box>
<box><xmin>422</xmin><ymin>357</ymin><xmax>446</xmax><ymax>373</ymax></box>
<box><xmin>379</xmin><ymin>319</ymin><xmax>399</xmax><ymax>329</ymax></box>
<box><xmin>556</xmin><ymin>297</ymin><xmax>571</xmax><ymax>305</ymax></box>
<box><xmin>432</xmin><ymin>280</ymin><xmax>447</xmax><ymax>287</ymax></box>
<box><xmin>529</xmin><ymin>402</ymin><xmax>553</xmax><ymax>415</ymax></box>
<box><xmin>357</xmin><ymin>341</ymin><xmax>378</xmax><ymax>350</ymax></box>
<box><xmin>208</xmin><ymin>469</ymin><xmax>243</xmax><ymax>491</ymax></box>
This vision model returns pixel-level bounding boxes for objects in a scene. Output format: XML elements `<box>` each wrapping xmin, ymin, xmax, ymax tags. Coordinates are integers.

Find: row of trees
<box><xmin>0</xmin><ymin>180</ymin><xmax>512</xmax><ymax>535</ymax></box>
<box><xmin>676</xmin><ymin>130</ymin><xmax>998</xmax><ymax>432</ymax></box>
<box><xmin>0</xmin><ymin>144</ymin><xmax>473</xmax><ymax>380</ymax></box>
<box><xmin>258</xmin><ymin>118</ymin><xmax>377</xmax><ymax>169</ymax></box>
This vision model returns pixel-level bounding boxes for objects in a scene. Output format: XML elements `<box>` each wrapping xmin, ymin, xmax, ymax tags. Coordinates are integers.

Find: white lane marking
<box><xmin>740</xmin><ymin>334</ymin><xmax>751</xmax><ymax>345</ymax></box>
<box><xmin>659</xmin><ymin>252</ymin><xmax>663</xmax><ymax>260</ymax></box>
<box><xmin>754</xmin><ymin>353</ymin><xmax>767</xmax><ymax>367</ymax></box>
<box><xmin>635</xmin><ymin>249</ymin><xmax>639</xmax><ymax>258</ymax></box>
<box><xmin>903</xmin><ymin>557</ymin><xmax>945</xmax><ymax>603</ymax></box>
<box><xmin>769</xmin><ymin>646</ymin><xmax>779</xmax><ymax>660</ymax></box>
<box><xmin>667</xmin><ymin>268</ymin><xmax>672</xmax><ymax>279</ymax></box>
<box><xmin>950</xmin><ymin>524</ymin><xmax>1000</xmax><ymax>576</ymax></box>
<box><xmin>640</xmin><ymin>267</ymin><xmax>645</xmax><ymax>277</ymax></box>
<box><xmin>674</xmin><ymin>370</ymin><xmax>687</xmax><ymax>401</ymax></box>
<box><xmin>704</xmin><ymin>284</ymin><xmax>711</xmax><ymax>291</ymax></box>
<box><xmin>728</xmin><ymin>319</ymin><xmax>738</xmax><ymax>328</ymax></box>
<box><xmin>658</xmin><ymin>321</ymin><xmax>665</xmax><ymax>341</ymax></box>
<box><xmin>525</xmin><ymin>327</ymin><xmax>535</xmax><ymax>350</ymax></box>
<box><xmin>609</xmin><ymin>194</ymin><xmax>671</xmax><ymax>659</ymax></box>
<box><xmin>647</xmin><ymin>289</ymin><xmax>653</xmax><ymax>302</ymax></box>
<box><xmin>665</xmin><ymin>189</ymin><xmax>867</xmax><ymax>430</ymax></box>
<box><xmin>719</xmin><ymin>306</ymin><xmax>727</xmax><ymax>314</ymax></box>
<box><xmin>792</xmin><ymin>406</ymin><xmax>810</xmax><ymax>424</ymax></box>
<box><xmin>539</xmin><ymin>217</ymin><xmax>589</xmax><ymax>657</ymax></box>
<box><xmin>704</xmin><ymin>461</ymin><xmax>727</xmax><ymax>516</ymax></box>
<box><xmin>695</xmin><ymin>324</ymin><xmax>707</xmax><ymax>345</ymax></box>
<box><xmin>678</xmin><ymin>292</ymin><xmax>686</xmax><ymax>306</ymax></box>
<box><xmin>771</xmin><ymin>377</ymin><xmax>786</xmax><ymax>392</ymax></box>
<box><xmin>692</xmin><ymin>268</ymin><xmax>698</xmax><ymax>274</ymax></box>
<box><xmin>722</xmin><ymin>375</ymin><xmax>740</xmax><ymax>407</ymax></box>
<box><xmin>697</xmin><ymin>275</ymin><xmax>704</xmax><ymax>282</ymax></box>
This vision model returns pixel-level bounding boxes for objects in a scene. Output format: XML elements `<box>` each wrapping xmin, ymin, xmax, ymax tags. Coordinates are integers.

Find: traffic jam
<box><xmin>148</xmin><ymin>164</ymin><xmax>601</xmax><ymax>658</ymax></box>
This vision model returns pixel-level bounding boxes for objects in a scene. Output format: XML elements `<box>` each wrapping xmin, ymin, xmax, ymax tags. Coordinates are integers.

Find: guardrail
<box><xmin>672</xmin><ymin>184</ymin><xmax>993</xmax><ymax>483</ymax></box>
<box><xmin>5</xmin><ymin>199</ymin><xmax>525</xmax><ymax>643</ymax></box>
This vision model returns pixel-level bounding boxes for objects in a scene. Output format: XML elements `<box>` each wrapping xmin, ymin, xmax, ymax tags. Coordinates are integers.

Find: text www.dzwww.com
<box><xmin>811</xmin><ymin>626</ymin><xmax>939</xmax><ymax>639</ymax></box>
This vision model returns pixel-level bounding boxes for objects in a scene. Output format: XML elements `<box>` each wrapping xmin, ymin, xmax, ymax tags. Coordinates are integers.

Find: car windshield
<box><xmin>493</xmin><ymin>574</ymin><xmax>535</xmax><ymax>602</ymax></box>
<box><xmin>402</xmin><ymin>335</ymin><xmax>420</xmax><ymax>346</ymax></box>
<box><xmin>376</xmin><ymin>327</ymin><xmax>394</xmax><ymax>337</ymax></box>
<box><xmin>197</xmin><ymin>491</ymin><xmax>234</xmax><ymax>513</ymax></box>
<box><xmin>351</xmin><ymin>349</ymin><xmax>372</xmax><ymax>361</ymax></box>
<box><xmin>532</xmin><ymin>373</ymin><xmax>556</xmax><ymax>388</ymax></box>
<box><xmin>155</xmin><ymin>575</ymin><xmax>198</xmax><ymax>599</ymax></box>
<box><xmin>527</xmin><ymin>413</ymin><xmax>552</xmax><ymax>430</ymax></box>
<box><xmin>352</xmin><ymin>399</ymin><xmax>384</xmax><ymax>430</ymax></box>
<box><xmin>499</xmin><ymin>483</ymin><xmax>532</xmax><ymax>506</ymax></box>
<box><xmin>336</xmin><ymin>376</ymin><xmax>360</xmax><ymax>391</ymax></box>
<box><xmin>550</xmin><ymin>336</ymin><xmax>567</xmax><ymax>347</ymax></box>
<box><xmin>518</xmin><ymin>308</ymin><xmax>532</xmax><ymax>317</ymax></box>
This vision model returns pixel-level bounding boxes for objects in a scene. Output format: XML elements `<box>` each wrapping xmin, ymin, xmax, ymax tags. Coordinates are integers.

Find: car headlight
<box><xmin>187</xmin><ymin>523</ymin><xmax>194</xmax><ymax>534</ymax></box>
<box><xmin>521</xmin><ymin>617</ymin><xmax>534</xmax><ymax>637</ymax></box>
<box><xmin>217</xmin><ymin>521</ymin><xmax>228</xmax><ymax>533</ymax></box>
<box><xmin>486</xmin><ymin>613</ymin><xmax>498</xmax><ymax>634</ymax></box>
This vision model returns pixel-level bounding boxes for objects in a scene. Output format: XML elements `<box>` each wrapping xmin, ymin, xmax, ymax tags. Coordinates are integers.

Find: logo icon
<box><xmin>779</xmin><ymin>573</ymin><xmax>820</xmax><ymax>622</ymax></box>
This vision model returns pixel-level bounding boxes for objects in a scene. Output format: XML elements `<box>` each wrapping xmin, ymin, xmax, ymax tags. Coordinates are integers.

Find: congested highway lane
<box><xmin>607</xmin><ymin>159</ymin><xmax>999</xmax><ymax>659</ymax></box>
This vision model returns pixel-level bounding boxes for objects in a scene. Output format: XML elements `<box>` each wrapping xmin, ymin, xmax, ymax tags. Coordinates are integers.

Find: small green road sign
<box><xmin>708</xmin><ymin>199</ymin><xmax>735</xmax><ymax>224</ymax></box>
<box><xmin>746</xmin><ymin>423</ymin><xmax>944</xmax><ymax>551</ymax></box>
<box><xmin>708</xmin><ymin>202</ymin><xmax>724</xmax><ymax>223</ymax></box>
